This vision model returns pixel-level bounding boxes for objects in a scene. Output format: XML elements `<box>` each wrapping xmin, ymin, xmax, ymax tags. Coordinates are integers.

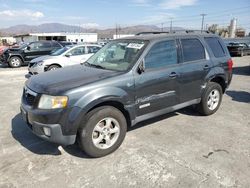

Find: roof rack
<box><xmin>135</xmin><ymin>31</ymin><xmax>170</xmax><ymax>35</ymax></box>
<box><xmin>136</xmin><ymin>30</ymin><xmax>210</xmax><ymax>35</ymax></box>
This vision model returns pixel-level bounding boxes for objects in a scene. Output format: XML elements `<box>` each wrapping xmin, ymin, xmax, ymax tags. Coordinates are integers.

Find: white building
<box><xmin>0</xmin><ymin>37</ymin><xmax>16</xmax><ymax>45</ymax></box>
<box><xmin>113</xmin><ymin>34</ymin><xmax>135</xmax><ymax>39</ymax></box>
<box><xmin>14</xmin><ymin>33</ymin><xmax>98</xmax><ymax>43</ymax></box>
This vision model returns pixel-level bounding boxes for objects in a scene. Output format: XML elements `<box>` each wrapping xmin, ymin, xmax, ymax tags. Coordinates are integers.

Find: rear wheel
<box><xmin>78</xmin><ymin>106</ymin><xmax>127</xmax><ymax>158</ymax></box>
<box><xmin>197</xmin><ymin>82</ymin><xmax>223</xmax><ymax>116</ymax></box>
<box><xmin>47</xmin><ymin>65</ymin><xmax>60</xmax><ymax>71</ymax></box>
<box><xmin>8</xmin><ymin>56</ymin><xmax>22</xmax><ymax>68</ymax></box>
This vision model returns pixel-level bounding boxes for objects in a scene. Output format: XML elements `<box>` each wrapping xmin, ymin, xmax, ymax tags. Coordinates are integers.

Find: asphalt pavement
<box><xmin>0</xmin><ymin>56</ymin><xmax>249</xmax><ymax>188</ymax></box>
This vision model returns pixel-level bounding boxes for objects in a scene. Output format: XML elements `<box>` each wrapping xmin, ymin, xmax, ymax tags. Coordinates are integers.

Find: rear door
<box><xmin>178</xmin><ymin>37</ymin><xmax>211</xmax><ymax>103</ymax></box>
<box><xmin>38</xmin><ymin>41</ymin><xmax>53</xmax><ymax>56</ymax></box>
<box><xmin>134</xmin><ymin>39</ymin><xmax>180</xmax><ymax>116</ymax></box>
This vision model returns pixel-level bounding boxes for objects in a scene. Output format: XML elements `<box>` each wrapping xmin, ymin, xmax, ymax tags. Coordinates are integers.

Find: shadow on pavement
<box><xmin>11</xmin><ymin>113</ymin><xmax>61</xmax><ymax>155</ymax></box>
<box><xmin>226</xmin><ymin>90</ymin><xmax>250</xmax><ymax>103</ymax></box>
<box><xmin>233</xmin><ymin>66</ymin><xmax>250</xmax><ymax>76</ymax></box>
<box><xmin>11</xmin><ymin>113</ymin><xmax>91</xmax><ymax>158</ymax></box>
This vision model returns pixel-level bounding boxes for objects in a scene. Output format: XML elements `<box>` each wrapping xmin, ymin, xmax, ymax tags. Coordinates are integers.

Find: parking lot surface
<box><xmin>0</xmin><ymin>57</ymin><xmax>249</xmax><ymax>188</ymax></box>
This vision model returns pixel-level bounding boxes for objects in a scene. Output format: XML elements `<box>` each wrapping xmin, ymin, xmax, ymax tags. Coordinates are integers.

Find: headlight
<box><xmin>36</xmin><ymin>60</ymin><xmax>44</xmax><ymax>66</ymax></box>
<box><xmin>38</xmin><ymin>94</ymin><xmax>68</xmax><ymax>109</ymax></box>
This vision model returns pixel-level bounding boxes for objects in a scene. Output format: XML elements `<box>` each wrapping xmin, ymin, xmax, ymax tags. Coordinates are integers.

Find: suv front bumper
<box><xmin>20</xmin><ymin>104</ymin><xmax>76</xmax><ymax>146</ymax></box>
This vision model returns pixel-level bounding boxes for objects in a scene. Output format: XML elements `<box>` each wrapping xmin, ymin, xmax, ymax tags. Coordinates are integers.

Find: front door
<box><xmin>23</xmin><ymin>42</ymin><xmax>41</xmax><ymax>62</ymax></box>
<box><xmin>134</xmin><ymin>40</ymin><xmax>180</xmax><ymax>116</ymax></box>
<box><xmin>66</xmin><ymin>46</ymin><xmax>86</xmax><ymax>65</ymax></box>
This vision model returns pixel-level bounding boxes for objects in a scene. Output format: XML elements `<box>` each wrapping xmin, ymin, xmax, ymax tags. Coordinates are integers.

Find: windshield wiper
<box><xmin>84</xmin><ymin>62</ymin><xmax>106</xmax><ymax>69</ymax></box>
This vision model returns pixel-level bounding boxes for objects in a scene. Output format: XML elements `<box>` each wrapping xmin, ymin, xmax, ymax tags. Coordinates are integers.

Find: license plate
<box><xmin>21</xmin><ymin>107</ymin><xmax>27</xmax><ymax>123</ymax></box>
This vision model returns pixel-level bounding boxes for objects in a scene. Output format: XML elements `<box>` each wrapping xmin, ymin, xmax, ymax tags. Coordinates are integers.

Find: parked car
<box><xmin>21</xmin><ymin>32</ymin><xmax>233</xmax><ymax>157</ymax></box>
<box><xmin>58</xmin><ymin>41</ymin><xmax>77</xmax><ymax>47</ymax></box>
<box><xmin>227</xmin><ymin>42</ymin><xmax>250</xmax><ymax>57</ymax></box>
<box><xmin>0</xmin><ymin>41</ymin><xmax>63</xmax><ymax>68</ymax></box>
<box><xmin>28</xmin><ymin>44</ymin><xmax>101</xmax><ymax>75</ymax></box>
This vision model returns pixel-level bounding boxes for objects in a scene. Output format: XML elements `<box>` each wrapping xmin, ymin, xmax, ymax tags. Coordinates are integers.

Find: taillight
<box><xmin>227</xmin><ymin>58</ymin><xmax>233</xmax><ymax>72</ymax></box>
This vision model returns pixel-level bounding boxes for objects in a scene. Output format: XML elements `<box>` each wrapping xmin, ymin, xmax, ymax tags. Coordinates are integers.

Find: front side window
<box><xmin>28</xmin><ymin>42</ymin><xmax>40</xmax><ymax>50</ymax></box>
<box><xmin>181</xmin><ymin>38</ymin><xmax>205</xmax><ymax>62</ymax></box>
<box><xmin>145</xmin><ymin>40</ymin><xmax>177</xmax><ymax>69</ymax></box>
<box><xmin>86</xmin><ymin>40</ymin><xmax>147</xmax><ymax>71</ymax></box>
<box><xmin>67</xmin><ymin>46</ymin><xmax>85</xmax><ymax>56</ymax></box>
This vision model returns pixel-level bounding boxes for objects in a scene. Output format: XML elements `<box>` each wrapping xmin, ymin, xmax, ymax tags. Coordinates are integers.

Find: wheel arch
<box><xmin>8</xmin><ymin>55</ymin><xmax>24</xmax><ymax>64</ymax></box>
<box><xmin>87</xmin><ymin>100</ymin><xmax>131</xmax><ymax>128</ymax></box>
<box><xmin>209</xmin><ymin>76</ymin><xmax>227</xmax><ymax>93</ymax></box>
<box><xmin>45</xmin><ymin>63</ymin><xmax>62</xmax><ymax>71</ymax></box>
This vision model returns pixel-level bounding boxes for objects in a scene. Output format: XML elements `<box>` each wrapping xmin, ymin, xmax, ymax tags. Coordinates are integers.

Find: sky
<box><xmin>0</xmin><ymin>0</ymin><xmax>249</xmax><ymax>32</ymax></box>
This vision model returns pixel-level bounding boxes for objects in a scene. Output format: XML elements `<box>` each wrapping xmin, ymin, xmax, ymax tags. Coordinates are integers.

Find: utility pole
<box><xmin>170</xmin><ymin>17</ymin><xmax>173</xmax><ymax>33</ymax></box>
<box><xmin>115</xmin><ymin>24</ymin><xmax>118</xmax><ymax>39</ymax></box>
<box><xmin>200</xmin><ymin>13</ymin><xmax>207</xmax><ymax>33</ymax></box>
<box><xmin>161</xmin><ymin>23</ymin><xmax>164</xmax><ymax>32</ymax></box>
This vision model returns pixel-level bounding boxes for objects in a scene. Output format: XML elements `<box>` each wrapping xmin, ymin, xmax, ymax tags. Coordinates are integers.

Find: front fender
<box><xmin>75</xmin><ymin>87</ymin><xmax>129</xmax><ymax>110</ymax></box>
<box><xmin>66</xmin><ymin>87</ymin><xmax>132</xmax><ymax>132</ymax></box>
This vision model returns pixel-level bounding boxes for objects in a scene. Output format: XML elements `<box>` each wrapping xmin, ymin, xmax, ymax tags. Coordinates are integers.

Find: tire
<box><xmin>8</xmin><ymin>56</ymin><xmax>22</xmax><ymax>68</ymax></box>
<box><xmin>197</xmin><ymin>82</ymin><xmax>223</xmax><ymax>116</ymax></box>
<box><xmin>47</xmin><ymin>65</ymin><xmax>60</xmax><ymax>71</ymax></box>
<box><xmin>78</xmin><ymin>106</ymin><xmax>127</xmax><ymax>158</ymax></box>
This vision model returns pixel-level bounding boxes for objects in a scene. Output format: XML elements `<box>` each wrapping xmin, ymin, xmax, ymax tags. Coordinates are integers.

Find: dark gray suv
<box><xmin>21</xmin><ymin>33</ymin><xmax>233</xmax><ymax>157</ymax></box>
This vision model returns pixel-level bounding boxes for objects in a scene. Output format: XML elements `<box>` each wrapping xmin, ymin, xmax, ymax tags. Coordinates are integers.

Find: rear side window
<box><xmin>181</xmin><ymin>38</ymin><xmax>205</xmax><ymax>62</ymax></box>
<box><xmin>145</xmin><ymin>40</ymin><xmax>177</xmax><ymax>69</ymax></box>
<box><xmin>204</xmin><ymin>37</ymin><xmax>225</xmax><ymax>58</ymax></box>
<box><xmin>39</xmin><ymin>42</ymin><xmax>51</xmax><ymax>49</ymax></box>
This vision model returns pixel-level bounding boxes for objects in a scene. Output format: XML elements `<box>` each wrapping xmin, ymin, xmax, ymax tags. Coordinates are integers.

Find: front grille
<box><xmin>26</xmin><ymin>93</ymin><xmax>36</xmax><ymax>106</ymax></box>
<box><xmin>23</xmin><ymin>87</ymin><xmax>37</xmax><ymax>106</ymax></box>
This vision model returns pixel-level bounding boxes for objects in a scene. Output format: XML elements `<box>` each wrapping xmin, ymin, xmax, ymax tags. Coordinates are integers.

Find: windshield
<box><xmin>51</xmin><ymin>46</ymin><xmax>71</xmax><ymax>56</ymax></box>
<box><xmin>86</xmin><ymin>40</ymin><xmax>148</xmax><ymax>71</ymax></box>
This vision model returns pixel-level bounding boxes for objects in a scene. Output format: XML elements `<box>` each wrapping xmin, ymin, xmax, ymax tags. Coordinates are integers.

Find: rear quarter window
<box><xmin>181</xmin><ymin>38</ymin><xmax>205</xmax><ymax>62</ymax></box>
<box><xmin>204</xmin><ymin>37</ymin><xmax>226</xmax><ymax>58</ymax></box>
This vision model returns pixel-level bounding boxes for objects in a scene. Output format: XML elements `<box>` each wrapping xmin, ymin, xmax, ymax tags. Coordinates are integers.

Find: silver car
<box><xmin>28</xmin><ymin>44</ymin><xmax>101</xmax><ymax>75</ymax></box>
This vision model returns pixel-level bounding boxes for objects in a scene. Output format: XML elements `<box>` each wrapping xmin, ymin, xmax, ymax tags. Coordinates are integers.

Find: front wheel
<box><xmin>78</xmin><ymin>106</ymin><xmax>127</xmax><ymax>158</ymax></box>
<box><xmin>197</xmin><ymin>82</ymin><xmax>223</xmax><ymax>116</ymax></box>
<box><xmin>8</xmin><ymin>56</ymin><xmax>22</xmax><ymax>68</ymax></box>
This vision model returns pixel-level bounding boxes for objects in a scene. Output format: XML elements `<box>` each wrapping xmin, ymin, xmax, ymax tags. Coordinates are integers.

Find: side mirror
<box><xmin>137</xmin><ymin>59</ymin><xmax>145</xmax><ymax>74</ymax></box>
<box><xmin>65</xmin><ymin>53</ymin><xmax>71</xmax><ymax>57</ymax></box>
<box><xmin>26</xmin><ymin>46</ymin><xmax>31</xmax><ymax>51</ymax></box>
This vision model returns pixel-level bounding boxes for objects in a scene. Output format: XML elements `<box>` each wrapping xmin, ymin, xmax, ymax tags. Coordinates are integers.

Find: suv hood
<box><xmin>7</xmin><ymin>48</ymin><xmax>22</xmax><ymax>52</ymax></box>
<box><xmin>26</xmin><ymin>64</ymin><xmax>122</xmax><ymax>94</ymax></box>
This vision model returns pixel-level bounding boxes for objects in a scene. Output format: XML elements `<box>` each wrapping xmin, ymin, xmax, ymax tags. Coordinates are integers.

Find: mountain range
<box><xmin>0</xmin><ymin>23</ymin><xmax>183</xmax><ymax>38</ymax></box>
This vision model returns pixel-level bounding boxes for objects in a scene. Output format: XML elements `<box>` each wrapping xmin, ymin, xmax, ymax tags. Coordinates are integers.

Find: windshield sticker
<box><xmin>127</xmin><ymin>43</ymin><xmax>144</xmax><ymax>49</ymax></box>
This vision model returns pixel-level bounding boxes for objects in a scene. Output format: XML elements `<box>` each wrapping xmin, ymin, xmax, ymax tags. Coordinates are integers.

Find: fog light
<box><xmin>43</xmin><ymin>127</ymin><xmax>51</xmax><ymax>137</ymax></box>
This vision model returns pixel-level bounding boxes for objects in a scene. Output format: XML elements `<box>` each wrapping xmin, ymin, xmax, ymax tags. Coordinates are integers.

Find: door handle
<box><xmin>169</xmin><ymin>72</ymin><xmax>177</xmax><ymax>78</ymax></box>
<box><xmin>203</xmin><ymin>65</ymin><xmax>209</xmax><ymax>70</ymax></box>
